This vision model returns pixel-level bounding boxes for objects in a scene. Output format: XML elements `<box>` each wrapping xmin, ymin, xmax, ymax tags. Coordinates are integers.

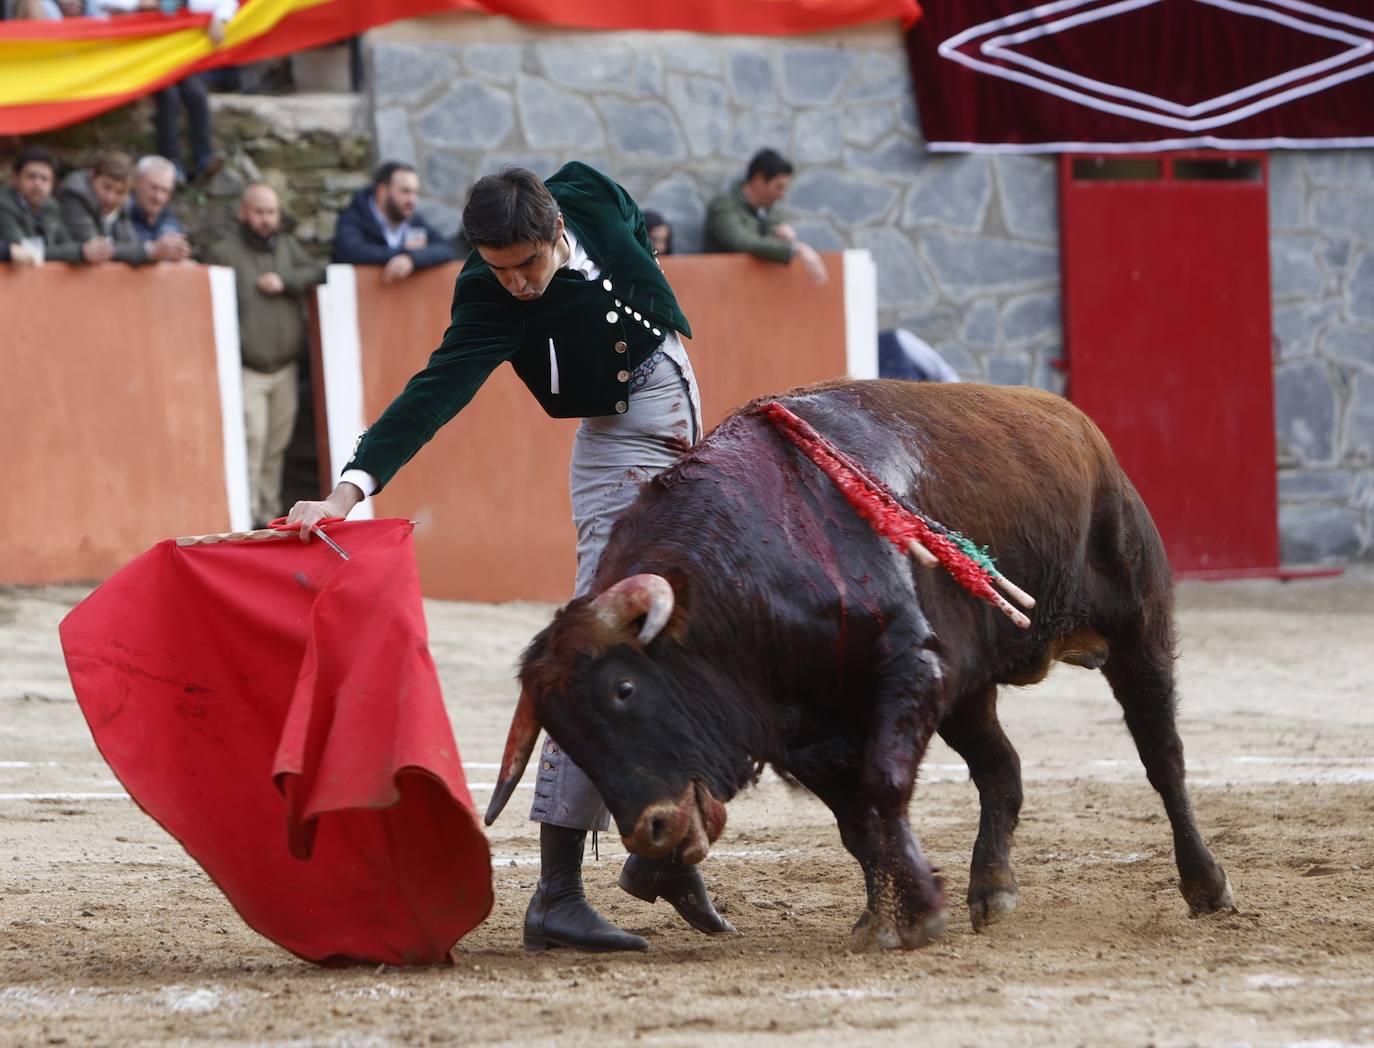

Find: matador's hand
<box><xmin>285</xmin><ymin>483</ymin><xmax>364</xmax><ymax>543</ymax></box>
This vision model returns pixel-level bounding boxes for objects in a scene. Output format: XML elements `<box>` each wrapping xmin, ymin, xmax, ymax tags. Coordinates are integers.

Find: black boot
<box><xmin>524</xmin><ymin>825</ymin><xmax>649</xmax><ymax>952</ymax></box>
<box><xmin>619</xmin><ymin>853</ymin><xmax>739</xmax><ymax>936</ymax></box>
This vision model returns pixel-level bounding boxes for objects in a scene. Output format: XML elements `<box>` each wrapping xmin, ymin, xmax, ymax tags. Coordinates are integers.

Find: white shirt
<box><xmin>561</xmin><ymin>226</ymin><xmax>600</xmax><ymax>282</ymax></box>
<box><xmin>339</xmin><ymin>224</ymin><xmax>598</xmax><ymax>499</ymax></box>
<box><xmin>368</xmin><ymin>198</ymin><xmax>417</xmax><ymax>252</ymax></box>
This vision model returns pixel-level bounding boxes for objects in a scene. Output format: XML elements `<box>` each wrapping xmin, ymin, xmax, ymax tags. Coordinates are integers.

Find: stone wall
<box><xmin>1269</xmin><ymin>152</ymin><xmax>1374</xmax><ymax>564</ymax></box>
<box><xmin>363</xmin><ymin>15</ymin><xmax>1372</xmax><ymax>563</ymax></box>
<box><xmin>199</xmin><ymin>93</ymin><xmax>373</xmax><ymax>259</ymax></box>
<box><xmin>361</xmin><ymin>19</ymin><xmax>1066</xmax><ymax>394</ymax></box>
<box><xmin>3</xmin><ymin>92</ymin><xmax>373</xmax><ymax>264</ymax></box>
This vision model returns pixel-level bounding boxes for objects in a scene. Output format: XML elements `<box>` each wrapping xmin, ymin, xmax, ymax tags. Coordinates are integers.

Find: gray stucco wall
<box><xmin>364</xmin><ymin>19</ymin><xmax>1373</xmax><ymax>563</ymax></box>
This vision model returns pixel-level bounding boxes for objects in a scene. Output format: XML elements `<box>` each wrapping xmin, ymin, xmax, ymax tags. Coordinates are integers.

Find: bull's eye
<box><xmin>613</xmin><ymin>678</ymin><xmax>635</xmax><ymax>703</ymax></box>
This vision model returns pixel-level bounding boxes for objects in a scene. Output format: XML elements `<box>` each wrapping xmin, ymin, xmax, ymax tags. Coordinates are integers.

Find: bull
<box><xmin>485</xmin><ymin>380</ymin><xmax>1236</xmax><ymax>949</ymax></box>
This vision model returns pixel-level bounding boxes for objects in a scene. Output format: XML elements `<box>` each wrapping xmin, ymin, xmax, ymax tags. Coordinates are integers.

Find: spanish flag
<box><xmin>0</xmin><ymin>0</ymin><xmax>921</xmax><ymax>135</ymax></box>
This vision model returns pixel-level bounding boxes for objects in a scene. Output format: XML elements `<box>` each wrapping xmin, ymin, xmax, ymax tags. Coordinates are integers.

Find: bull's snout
<box><xmin>621</xmin><ymin>780</ymin><xmax>727</xmax><ymax>866</ymax></box>
<box><xmin>624</xmin><ymin>800</ymin><xmax>690</xmax><ymax>859</ymax></box>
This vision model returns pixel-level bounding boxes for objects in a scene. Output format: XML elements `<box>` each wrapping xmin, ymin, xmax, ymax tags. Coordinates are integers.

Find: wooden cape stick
<box><xmin>175</xmin><ymin>528</ymin><xmax>293</xmax><ymax>547</ymax></box>
<box><xmin>175</xmin><ymin>525</ymin><xmax>351</xmax><ymax>560</ymax></box>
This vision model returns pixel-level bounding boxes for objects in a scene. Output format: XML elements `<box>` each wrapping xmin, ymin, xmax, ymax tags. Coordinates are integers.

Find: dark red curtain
<box><xmin>906</xmin><ymin>0</ymin><xmax>1374</xmax><ymax>151</ymax></box>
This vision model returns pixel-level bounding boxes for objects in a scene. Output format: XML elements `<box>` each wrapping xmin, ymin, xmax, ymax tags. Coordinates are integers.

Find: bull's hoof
<box><xmin>1185</xmin><ymin>872</ymin><xmax>1237</xmax><ymax>917</ymax></box>
<box><xmin>848</xmin><ymin>909</ymin><xmax>879</xmax><ymax>952</ymax></box>
<box><xmin>968</xmin><ymin>887</ymin><xmax>1018</xmax><ymax>931</ymax></box>
<box><xmin>847</xmin><ymin>908</ymin><xmax>947</xmax><ymax>951</ymax></box>
<box><xmin>894</xmin><ymin>909</ymin><xmax>946</xmax><ymax>950</ymax></box>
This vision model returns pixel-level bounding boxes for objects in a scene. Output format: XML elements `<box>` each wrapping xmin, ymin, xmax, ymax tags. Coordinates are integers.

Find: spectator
<box><xmin>57</xmin><ymin>150</ymin><xmax>147</xmax><ymax>265</ymax></box>
<box><xmin>4</xmin><ymin>0</ymin><xmax>80</xmax><ymax>18</ymax></box>
<box><xmin>878</xmin><ymin>329</ymin><xmax>961</xmax><ymax>383</ymax></box>
<box><xmin>144</xmin><ymin>0</ymin><xmax>236</xmax><ymax>184</ymax></box>
<box><xmin>128</xmin><ymin>156</ymin><xmax>192</xmax><ymax>263</ymax></box>
<box><xmin>332</xmin><ymin>161</ymin><xmax>459</xmax><ymax>283</ymax></box>
<box><xmin>643</xmin><ymin>209</ymin><xmax>673</xmax><ymax>256</ymax></box>
<box><xmin>204</xmin><ymin>184</ymin><xmax>325</xmax><ymax>527</ymax></box>
<box><xmin>704</xmin><ymin>147</ymin><xmax>827</xmax><ymax>285</ymax></box>
<box><xmin>0</xmin><ymin>146</ymin><xmax>113</xmax><ymax>265</ymax></box>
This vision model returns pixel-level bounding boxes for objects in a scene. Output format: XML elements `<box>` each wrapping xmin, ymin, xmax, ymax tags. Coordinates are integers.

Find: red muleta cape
<box><xmin>59</xmin><ymin>518</ymin><xmax>493</xmax><ymax>966</ymax></box>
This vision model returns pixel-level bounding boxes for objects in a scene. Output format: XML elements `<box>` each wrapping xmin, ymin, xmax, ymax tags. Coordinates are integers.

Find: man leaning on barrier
<box><xmin>331</xmin><ymin>161</ymin><xmax>459</xmax><ymax>284</ymax></box>
<box><xmin>0</xmin><ymin>146</ymin><xmax>114</xmax><ymax>266</ymax></box>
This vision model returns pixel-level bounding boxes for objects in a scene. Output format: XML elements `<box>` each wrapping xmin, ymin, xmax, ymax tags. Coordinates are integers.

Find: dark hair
<box><xmin>93</xmin><ymin>150</ymin><xmax>134</xmax><ymax>183</ymax></box>
<box><xmin>373</xmin><ymin>161</ymin><xmax>417</xmax><ymax>188</ymax></box>
<box><xmin>462</xmin><ymin>167</ymin><xmax>560</xmax><ymax>249</ymax></box>
<box><xmin>13</xmin><ymin>146</ymin><xmax>58</xmax><ymax>177</ymax></box>
<box><xmin>746</xmin><ymin>148</ymin><xmax>793</xmax><ymax>182</ymax></box>
<box><xmin>643</xmin><ymin>209</ymin><xmax>673</xmax><ymax>255</ymax></box>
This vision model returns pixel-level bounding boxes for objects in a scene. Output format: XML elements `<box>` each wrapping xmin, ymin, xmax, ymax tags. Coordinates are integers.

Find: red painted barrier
<box><xmin>1</xmin><ymin>254</ymin><xmax>870</xmax><ymax>595</ymax></box>
<box><xmin>1</xmin><ymin>264</ymin><xmax>241</xmax><ymax>584</ymax></box>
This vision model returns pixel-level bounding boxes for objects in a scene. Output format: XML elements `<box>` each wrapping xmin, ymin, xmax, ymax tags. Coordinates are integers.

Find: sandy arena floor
<box><xmin>2</xmin><ymin>570</ymin><xmax>1372</xmax><ymax>1047</ymax></box>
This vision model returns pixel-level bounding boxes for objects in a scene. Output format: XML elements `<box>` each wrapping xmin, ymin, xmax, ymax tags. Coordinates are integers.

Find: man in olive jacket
<box><xmin>287</xmin><ymin>162</ymin><xmax>735</xmax><ymax>953</ymax></box>
<box><xmin>703</xmin><ymin>147</ymin><xmax>827</xmax><ymax>285</ymax></box>
<box><xmin>205</xmin><ymin>184</ymin><xmax>325</xmax><ymax>527</ymax></box>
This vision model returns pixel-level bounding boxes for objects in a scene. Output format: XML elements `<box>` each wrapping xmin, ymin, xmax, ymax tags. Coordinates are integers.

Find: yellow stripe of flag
<box><xmin>0</xmin><ymin>0</ymin><xmax>336</xmax><ymax>106</ymax></box>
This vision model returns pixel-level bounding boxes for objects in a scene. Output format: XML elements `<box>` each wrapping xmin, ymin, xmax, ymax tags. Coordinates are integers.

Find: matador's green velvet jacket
<box><xmin>346</xmin><ymin>161</ymin><xmax>692</xmax><ymax>494</ymax></box>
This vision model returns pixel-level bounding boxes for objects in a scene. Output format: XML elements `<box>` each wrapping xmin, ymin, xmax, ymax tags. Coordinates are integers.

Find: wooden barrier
<box><xmin>0</xmin><ymin>252</ymin><xmax>873</xmax><ymax>593</ymax></box>
<box><xmin>316</xmin><ymin>251</ymin><xmax>876</xmax><ymax>602</ymax></box>
<box><xmin>1</xmin><ymin>264</ymin><xmax>246</xmax><ymax>585</ymax></box>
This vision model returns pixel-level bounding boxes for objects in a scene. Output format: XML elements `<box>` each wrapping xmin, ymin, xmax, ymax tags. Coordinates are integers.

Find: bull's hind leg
<box><xmin>1101</xmin><ymin>635</ymin><xmax>1236</xmax><ymax>916</ymax></box>
<box><xmin>938</xmin><ymin>686</ymin><xmax>1023</xmax><ymax>931</ymax></box>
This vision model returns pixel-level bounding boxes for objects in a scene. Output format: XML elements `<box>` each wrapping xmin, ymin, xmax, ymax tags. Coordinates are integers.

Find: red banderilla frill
<box><xmin>754</xmin><ymin>400</ymin><xmax>1036</xmax><ymax>629</ymax></box>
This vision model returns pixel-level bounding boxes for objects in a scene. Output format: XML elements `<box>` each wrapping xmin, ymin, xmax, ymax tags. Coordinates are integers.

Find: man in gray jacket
<box><xmin>204</xmin><ymin>184</ymin><xmax>325</xmax><ymax>527</ymax></box>
<box><xmin>56</xmin><ymin>151</ymin><xmax>147</xmax><ymax>266</ymax></box>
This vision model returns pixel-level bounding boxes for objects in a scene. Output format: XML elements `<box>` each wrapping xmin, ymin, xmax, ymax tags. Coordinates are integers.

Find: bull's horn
<box><xmin>483</xmin><ymin>687</ymin><xmax>540</xmax><ymax>826</ymax></box>
<box><xmin>592</xmin><ymin>573</ymin><xmax>675</xmax><ymax>645</ymax></box>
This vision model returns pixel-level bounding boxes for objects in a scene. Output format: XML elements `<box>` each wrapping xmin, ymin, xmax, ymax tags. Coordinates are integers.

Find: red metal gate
<box><xmin>1059</xmin><ymin>152</ymin><xmax>1278</xmax><ymax>577</ymax></box>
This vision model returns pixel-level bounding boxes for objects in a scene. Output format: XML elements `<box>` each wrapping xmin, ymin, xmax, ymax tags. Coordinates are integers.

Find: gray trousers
<box><xmin>530</xmin><ymin>332</ymin><xmax>702</xmax><ymax>831</ymax></box>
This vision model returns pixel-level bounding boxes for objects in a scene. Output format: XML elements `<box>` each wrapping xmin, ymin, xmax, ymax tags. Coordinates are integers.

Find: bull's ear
<box><xmin>659</xmin><ymin>568</ymin><xmax>691</xmax><ymax>644</ymax></box>
<box><xmin>484</xmin><ymin>688</ymin><xmax>540</xmax><ymax>826</ymax></box>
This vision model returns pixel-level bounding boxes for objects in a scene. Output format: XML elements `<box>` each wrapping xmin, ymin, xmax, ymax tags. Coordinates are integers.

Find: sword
<box><xmin>311</xmin><ymin>525</ymin><xmax>350</xmax><ymax>561</ymax></box>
